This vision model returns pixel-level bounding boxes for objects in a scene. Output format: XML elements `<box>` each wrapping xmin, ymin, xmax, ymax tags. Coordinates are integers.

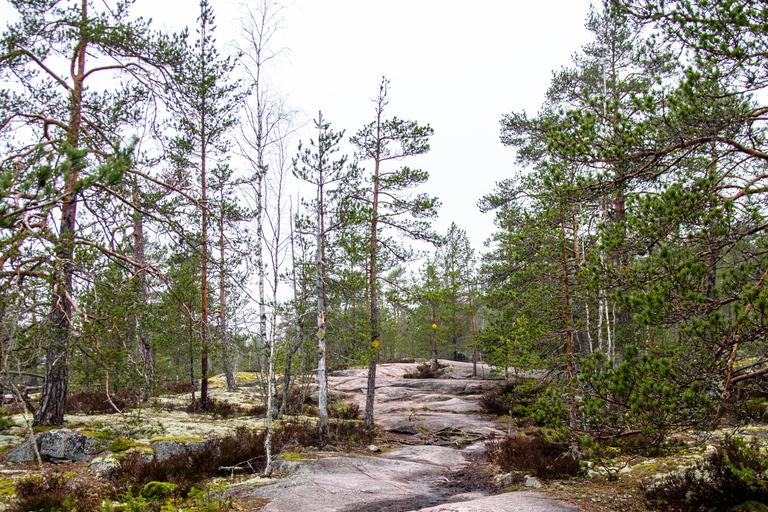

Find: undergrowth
<box><xmin>479</xmin><ymin>378</ymin><xmax>546</xmax><ymax>421</ymax></box>
<box><xmin>403</xmin><ymin>361</ymin><xmax>445</xmax><ymax>379</ymax></box>
<box><xmin>485</xmin><ymin>434</ymin><xmax>581</xmax><ymax>480</ymax></box>
<box><xmin>644</xmin><ymin>436</ymin><xmax>768</xmax><ymax>511</ymax></box>
<box><xmin>10</xmin><ymin>473</ymin><xmax>111</xmax><ymax>512</ymax></box>
<box><xmin>66</xmin><ymin>390</ymin><xmax>138</xmax><ymax>415</ymax></box>
<box><xmin>107</xmin><ymin>420</ymin><xmax>375</xmax><ymax>495</ymax></box>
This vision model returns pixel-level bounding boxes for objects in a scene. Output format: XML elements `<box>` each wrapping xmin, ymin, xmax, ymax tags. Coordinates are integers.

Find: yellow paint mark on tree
<box><xmin>372</xmin><ymin>340</ymin><xmax>380</xmax><ymax>349</ymax></box>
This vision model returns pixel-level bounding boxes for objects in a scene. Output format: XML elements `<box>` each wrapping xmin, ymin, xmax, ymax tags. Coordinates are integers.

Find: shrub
<box><xmin>485</xmin><ymin>434</ymin><xmax>581</xmax><ymax>479</ymax></box>
<box><xmin>578</xmin><ymin>347</ymin><xmax>718</xmax><ymax>445</ymax></box>
<box><xmin>160</xmin><ymin>381</ymin><xmax>194</xmax><ymax>394</ymax></box>
<box><xmin>10</xmin><ymin>473</ymin><xmax>109</xmax><ymax>512</ymax></box>
<box><xmin>644</xmin><ymin>437</ymin><xmax>768</xmax><ymax>511</ymax></box>
<box><xmin>403</xmin><ymin>361</ymin><xmax>445</xmax><ymax>379</ymax></box>
<box><xmin>0</xmin><ymin>408</ymin><xmax>15</xmax><ymax>430</ymax></box>
<box><xmin>276</xmin><ymin>388</ymin><xmax>313</xmax><ymax>416</ymax></box>
<box><xmin>166</xmin><ymin>397</ymin><xmax>265</xmax><ymax>418</ymax></box>
<box><xmin>108</xmin><ymin>420</ymin><xmax>375</xmax><ymax>495</ymax></box>
<box><xmin>66</xmin><ymin>390</ymin><xmax>137</xmax><ymax>414</ymax></box>
<box><xmin>480</xmin><ymin>378</ymin><xmax>547</xmax><ymax>419</ymax></box>
<box><xmin>329</xmin><ymin>403</ymin><xmax>360</xmax><ymax>420</ymax></box>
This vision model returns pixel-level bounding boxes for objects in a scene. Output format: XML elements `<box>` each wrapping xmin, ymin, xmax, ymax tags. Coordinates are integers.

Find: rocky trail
<box><xmin>0</xmin><ymin>361</ymin><xmax>582</xmax><ymax>511</ymax></box>
<box><xmin>236</xmin><ymin>361</ymin><xmax>579</xmax><ymax>512</ymax></box>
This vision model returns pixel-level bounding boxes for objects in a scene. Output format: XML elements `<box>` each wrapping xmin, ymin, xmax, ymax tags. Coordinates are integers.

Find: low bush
<box><xmin>479</xmin><ymin>378</ymin><xmax>547</xmax><ymax>419</ymax></box>
<box><xmin>276</xmin><ymin>388</ymin><xmax>313</xmax><ymax>416</ymax></box>
<box><xmin>644</xmin><ymin>437</ymin><xmax>768</xmax><ymax>511</ymax></box>
<box><xmin>160</xmin><ymin>381</ymin><xmax>195</xmax><ymax>394</ymax></box>
<box><xmin>165</xmin><ymin>397</ymin><xmax>265</xmax><ymax>418</ymax></box>
<box><xmin>10</xmin><ymin>473</ymin><xmax>110</xmax><ymax>512</ymax></box>
<box><xmin>66</xmin><ymin>390</ymin><xmax>137</xmax><ymax>414</ymax></box>
<box><xmin>108</xmin><ymin>420</ymin><xmax>375</xmax><ymax>495</ymax></box>
<box><xmin>403</xmin><ymin>361</ymin><xmax>445</xmax><ymax>379</ymax></box>
<box><xmin>329</xmin><ymin>402</ymin><xmax>360</xmax><ymax>420</ymax></box>
<box><xmin>485</xmin><ymin>434</ymin><xmax>581</xmax><ymax>479</ymax></box>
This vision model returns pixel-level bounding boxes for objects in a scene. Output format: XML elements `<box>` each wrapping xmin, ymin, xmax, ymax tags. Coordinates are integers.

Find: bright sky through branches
<box><xmin>0</xmin><ymin>0</ymin><xmax>595</xmax><ymax>253</ymax></box>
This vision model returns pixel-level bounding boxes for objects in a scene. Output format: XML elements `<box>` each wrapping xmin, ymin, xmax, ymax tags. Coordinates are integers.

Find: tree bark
<box><xmin>35</xmin><ymin>0</ymin><xmax>88</xmax><ymax>426</ymax></box>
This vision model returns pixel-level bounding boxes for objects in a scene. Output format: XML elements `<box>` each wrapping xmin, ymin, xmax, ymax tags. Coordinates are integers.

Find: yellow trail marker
<box><xmin>372</xmin><ymin>339</ymin><xmax>380</xmax><ymax>349</ymax></box>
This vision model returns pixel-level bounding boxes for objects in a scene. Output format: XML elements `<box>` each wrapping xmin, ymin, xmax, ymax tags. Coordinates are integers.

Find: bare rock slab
<box><xmin>380</xmin><ymin>445</ymin><xmax>469</xmax><ymax>471</ymax></box>
<box><xmin>241</xmin><ymin>454</ymin><xmax>455</xmax><ymax>512</ymax></box>
<box><xmin>405</xmin><ymin>492</ymin><xmax>579</xmax><ymax>512</ymax></box>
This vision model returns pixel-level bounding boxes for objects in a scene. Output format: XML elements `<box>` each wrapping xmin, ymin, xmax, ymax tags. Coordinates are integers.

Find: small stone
<box><xmin>501</xmin><ymin>474</ymin><xmax>513</xmax><ymax>486</ymax></box>
<box><xmin>524</xmin><ymin>475</ymin><xmax>542</xmax><ymax>488</ymax></box>
<box><xmin>367</xmin><ymin>445</ymin><xmax>381</xmax><ymax>453</ymax></box>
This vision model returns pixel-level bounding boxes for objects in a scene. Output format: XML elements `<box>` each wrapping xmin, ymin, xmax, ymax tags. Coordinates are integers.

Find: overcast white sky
<box><xmin>2</xmin><ymin>0</ymin><xmax>597</xmax><ymax>257</ymax></box>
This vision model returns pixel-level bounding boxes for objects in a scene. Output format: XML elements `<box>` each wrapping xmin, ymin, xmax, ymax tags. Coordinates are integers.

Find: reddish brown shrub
<box><xmin>485</xmin><ymin>435</ymin><xmax>581</xmax><ymax>479</ymax></box>
<box><xmin>403</xmin><ymin>361</ymin><xmax>444</xmax><ymax>379</ymax></box>
<box><xmin>108</xmin><ymin>420</ymin><xmax>375</xmax><ymax>495</ymax></box>
<box><xmin>160</xmin><ymin>381</ymin><xmax>194</xmax><ymax>394</ymax></box>
<box><xmin>330</xmin><ymin>403</ymin><xmax>360</xmax><ymax>420</ymax></box>
<box><xmin>10</xmin><ymin>473</ymin><xmax>110</xmax><ymax>512</ymax></box>
<box><xmin>66</xmin><ymin>390</ymin><xmax>137</xmax><ymax>414</ymax></box>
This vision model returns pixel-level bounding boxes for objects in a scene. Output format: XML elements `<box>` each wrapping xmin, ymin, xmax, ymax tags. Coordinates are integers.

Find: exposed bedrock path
<box><xmin>238</xmin><ymin>361</ymin><xmax>579</xmax><ymax>512</ymax></box>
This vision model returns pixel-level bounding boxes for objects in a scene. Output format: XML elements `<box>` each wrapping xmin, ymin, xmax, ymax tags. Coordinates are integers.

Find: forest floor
<box><xmin>0</xmin><ymin>361</ymin><xmax>764</xmax><ymax>511</ymax></box>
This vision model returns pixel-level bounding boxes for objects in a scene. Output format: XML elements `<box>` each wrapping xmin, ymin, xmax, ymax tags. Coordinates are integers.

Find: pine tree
<box><xmin>292</xmin><ymin>111</ymin><xmax>355</xmax><ymax>434</ymax></box>
<box><xmin>0</xmin><ymin>0</ymin><xmax>182</xmax><ymax>425</ymax></box>
<box><xmin>349</xmin><ymin>77</ymin><xmax>440</xmax><ymax>429</ymax></box>
<box><xmin>167</xmin><ymin>0</ymin><xmax>244</xmax><ymax>410</ymax></box>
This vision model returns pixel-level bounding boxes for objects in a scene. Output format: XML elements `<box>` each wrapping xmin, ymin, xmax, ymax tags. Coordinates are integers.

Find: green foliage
<box><xmin>644</xmin><ymin>437</ymin><xmax>768</xmax><ymax>511</ymax></box>
<box><xmin>0</xmin><ymin>408</ymin><xmax>14</xmax><ymax>431</ymax></box>
<box><xmin>140</xmin><ymin>481</ymin><xmax>178</xmax><ymax>501</ymax></box>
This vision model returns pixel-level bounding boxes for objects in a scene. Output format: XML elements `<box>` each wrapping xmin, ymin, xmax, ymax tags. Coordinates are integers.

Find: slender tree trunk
<box><xmin>432</xmin><ymin>306</ymin><xmax>438</xmax><ymax>366</ymax></box>
<box><xmin>35</xmin><ymin>0</ymin><xmax>88</xmax><ymax>426</ymax></box>
<box><xmin>467</xmin><ymin>264</ymin><xmax>478</xmax><ymax>377</ymax></box>
<box><xmin>364</xmin><ymin>126</ymin><xmax>381</xmax><ymax>430</ymax></box>
<box><xmin>220</xmin><ymin>209</ymin><xmax>236</xmax><ymax>391</ymax></box>
<box><xmin>133</xmin><ymin>178</ymin><xmax>154</xmax><ymax>396</ymax></box>
<box><xmin>200</xmin><ymin>124</ymin><xmax>210</xmax><ymax>411</ymax></box>
<box><xmin>317</xmin><ymin>181</ymin><xmax>329</xmax><ymax>434</ymax></box>
<box><xmin>560</xmin><ymin>212</ymin><xmax>580</xmax><ymax>460</ymax></box>
<box><xmin>258</xmin><ymin>174</ymin><xmax>267</xmax><ymax>372</ymax></box>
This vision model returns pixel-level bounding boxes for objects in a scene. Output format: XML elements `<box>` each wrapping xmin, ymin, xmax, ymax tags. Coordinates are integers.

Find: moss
<box><xmin>140</xmin><ymin>481</ymin><xmax>178</xmax><ymax>501</ymax></box>
<box><xmin>729</xmin><ymin>501</ymin><xmax>768</xmax><ymax>512</ymax></box>
<box><xmin>32</xmin><ymin>425</ymin><xmax>57</xmax><ymax>433</ymax></box>
<box><xmin>149</xmin><ymin>436</ymin><xmax>204</xmax><ymax>444</ymax></box>
<box><xmin>0</xmin><ymin>477</ymin><xmax>16</xmax><ymax>496</ymax></box>
<box><xmin>109</xmin><ymin>438</ymin><xmax>140</xmax><ymax>452</ymax></box>
<box><xmin>278</xmin><ymin>452</ymin><xmax>313</xmax><ymax>460</ymax></box>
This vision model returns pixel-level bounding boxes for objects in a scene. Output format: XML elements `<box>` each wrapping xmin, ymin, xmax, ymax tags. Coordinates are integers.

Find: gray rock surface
<box><xmin>405</xmin><ymin>492</ymin><xmax>579</xmax><ymax>512</ymax></box>
<box><xmin>4</xmin><ymin>439</ymin><xmax>36</xmax><ymax>463</ymax></box>
<box><xmin>236</xmin><ymin>361</ymin><xmax>580</xmax><ymax>512</ymax></box>
<box><xmin>239</xmin><ymin>452</ymin><xmax>461</xmax><ymax>512</ymax></box>
<box><xmin>5</xmin><ymin>429</ymin><xmax>106</xmax><ymax>463</ymax></box>
<box><xmin>152</xmin><ymin>439</ymin><xmax>206</xmax><ymax>462</ymax></box>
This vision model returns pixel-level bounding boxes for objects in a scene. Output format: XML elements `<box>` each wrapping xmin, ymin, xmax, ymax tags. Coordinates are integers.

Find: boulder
<box><xmin>4</xmin><ymin>429</ymin><xmax>106</xmax><ymax>463</ymax></box>
<box><xmin>4</xmin><ymin>439</ymin><xmax>37</xmax><ymax>463</ymax></box>
<box><xmin>152</xmin><ymin>438</ymin><xmax>206</xmax><ymax>462</ymax></box>
<box><xmin>387</xmin><ymin>421</ymin><xmax>421</xmax><ymax>435</ymax></box>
